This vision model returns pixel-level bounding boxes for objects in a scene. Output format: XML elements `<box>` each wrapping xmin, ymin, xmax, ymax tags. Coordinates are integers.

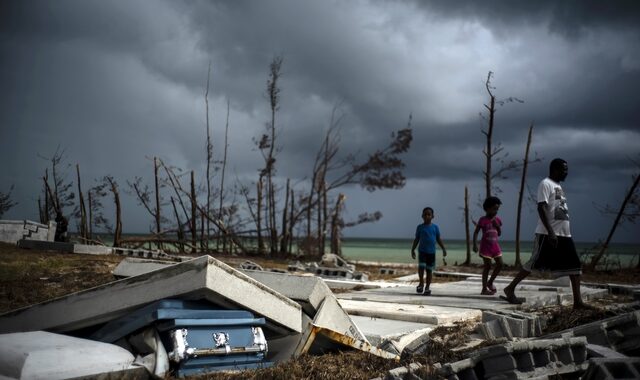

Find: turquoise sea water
<box><xmin>91</xmin><ymin>234</ymin><xmax>639</xmax><ymax>269</ymax></box>
<box><xmin>341</xmin><ymin>238</ymin><xmax>640</xmax><ymax>268</ymax></box>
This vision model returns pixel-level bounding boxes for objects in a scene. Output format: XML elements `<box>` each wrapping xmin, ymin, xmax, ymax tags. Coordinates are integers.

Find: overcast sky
<box><xmin>1</xmin><ymin>1</ymin><xmax>639</xmax><ymax>244</ymax></box>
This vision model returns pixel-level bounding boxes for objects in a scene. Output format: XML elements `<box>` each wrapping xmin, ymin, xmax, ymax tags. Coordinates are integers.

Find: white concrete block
<box><xmin>242</xmin><ymin>270</ymin><xmax>332</xmax><ymax>317</ymax></box>
<box><xmin>73</xmin><ymin>244</ymin><xmax>113</xmax><ymax>255</ymax></box>
<box><xmin>0</xmin><ymin>331</ymin><xmax>136</xmax><ymax>380</ymax></box>
<box><xmin>339</xmin><ymin>299</ymin><xmax>481</xmax><ymax>325</ymax></box>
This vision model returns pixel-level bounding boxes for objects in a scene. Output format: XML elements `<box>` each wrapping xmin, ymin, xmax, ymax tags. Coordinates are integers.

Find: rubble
<box><xmin>1</xmin><ymin>244</ymin><xmax>638</xmax><ymax>379</ymax></box>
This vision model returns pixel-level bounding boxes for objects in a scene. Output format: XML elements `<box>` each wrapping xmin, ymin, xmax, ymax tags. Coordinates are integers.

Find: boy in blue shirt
<box><xmin>411</xmin><ymin>207</ymin><xmax>447</xmax><ymax>295</ymax></box>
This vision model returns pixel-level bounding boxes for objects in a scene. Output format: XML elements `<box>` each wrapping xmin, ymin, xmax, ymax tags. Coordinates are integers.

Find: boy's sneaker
<box><xmin>488</xmin><ymin>283</ymin><xmax>497</xmax><ymax>292</ymax></box>
<box><xmin>416</xmin><ymin>285</ymin><xmax>424</xmax><ymax>294</ymax></box>
<box><xmin>423</xmin><ymin>289</ymin><xmax>431</xmax><ymax>296</ymax></box>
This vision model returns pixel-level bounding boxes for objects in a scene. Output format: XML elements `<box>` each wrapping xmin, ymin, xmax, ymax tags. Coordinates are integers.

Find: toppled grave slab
<box><xmin>0</xmin><ymin>255</ymin><xmax>301</xmax><ymax>337</ymax></box>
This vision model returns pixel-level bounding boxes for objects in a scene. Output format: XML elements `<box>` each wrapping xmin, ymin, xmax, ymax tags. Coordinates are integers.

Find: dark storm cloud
<box><xmin>1</xmin><ymin>0</ymin><xmax>638</xmax><ymax>242</ymax></box>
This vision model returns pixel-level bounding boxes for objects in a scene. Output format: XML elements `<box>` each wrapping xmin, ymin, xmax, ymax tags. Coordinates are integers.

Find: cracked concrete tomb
<box><xmin>0</xmin><ymin>255</ymin><xmax>302</xmax><ymax>339</ymax></box>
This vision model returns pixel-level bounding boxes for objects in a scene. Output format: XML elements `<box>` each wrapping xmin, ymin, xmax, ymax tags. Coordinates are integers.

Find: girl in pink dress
<box><xmin>473</xmin><ymin>196</ymin><xmax>503</xmax><ymax>295</ymax></box>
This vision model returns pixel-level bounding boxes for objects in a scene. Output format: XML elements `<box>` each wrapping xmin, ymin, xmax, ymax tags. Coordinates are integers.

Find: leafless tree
<box><xmin>515</xmin><ymin>124</ymin><xmax>534</xmax><ymax>267</ymax></box>
<box><xmin>104</xmin><ymin>175</ymin><xmax>122</xmax><ymax>247</ymax></box>
<box><xmin>75</xmin><ymin>164</ymin><xmax>88</xmax><ymax>241</ymax></box>
<box><xmin>204</xmin><ymin>62</ymin><xmax>214</xmax><ymax>251</ymax></box>
<box><xmin>463</xmin><ymin>186</ymin><xmax>471</xmax><ymax>265</ymax></box>
<box><xmin>589</xmin><ymin>165</ymin><xmax>640</xmax><ymax>270</ymax></box>
<box><xmin>480</xmin><ymin>71</ymin><xmax>524</xmax><ymax>198</ymax></box>
<box><xmin>0</xmin><ymin>185</ymin><xmax>17</xmax><ymax>218</ymax></box>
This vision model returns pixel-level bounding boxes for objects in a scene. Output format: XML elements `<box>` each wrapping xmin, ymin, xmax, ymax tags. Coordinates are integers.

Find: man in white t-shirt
<box><xmin>501</xmin><ymin>158</ymin><xmax>587</xmax><ymax>310</ymax></box>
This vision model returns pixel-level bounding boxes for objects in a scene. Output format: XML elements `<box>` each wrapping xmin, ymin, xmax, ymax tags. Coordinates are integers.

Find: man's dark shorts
<box><xmin>418</xmin><ymin>252</ymin><xmax>436</xmax><ymax>271</ymax></box>
<box><xmin>523</xmin><ymin>234</ymin><xmax>582</xmax><ymax>277</ymax></box>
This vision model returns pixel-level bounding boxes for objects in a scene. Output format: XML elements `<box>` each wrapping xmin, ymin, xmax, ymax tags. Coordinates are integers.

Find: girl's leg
<box><xmin>481</xmin><ymin>257</ymin><xmax>491</xmax><ymax>292</ymax></box>
<box><xmin>488</xmin><ymin>256</ymin><xmax>503</xmax><ymax>291</ymax></box>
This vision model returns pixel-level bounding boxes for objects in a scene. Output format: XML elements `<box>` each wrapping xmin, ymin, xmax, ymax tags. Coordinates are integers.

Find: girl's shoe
<box><xmin>481</xmin><ymin>287</ymin><xmax>494</xmax><ymax>295</ymax></box>
<box><xmin>488</xmin><ymin>283</ymin><xmax>497</xmax><ymax>292</ymax></box>
<box><xmin>423</xmin><ymin>289</ymin><xmax>431</xmax><ymax>296</ymax></box>
<box><xmin>416</xmin><ymin>285</ymin><xmax>424</xmax><ymax>294</ymax></box>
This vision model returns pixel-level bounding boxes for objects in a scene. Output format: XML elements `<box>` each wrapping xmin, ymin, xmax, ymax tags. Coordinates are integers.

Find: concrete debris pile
<box><xmin>1</xmin><ymin>240</ymin><xmax>639</xmax><ymax>379</ymax></box>
<box><xmin>288</xmin><ymin>253</ymin><xmax>369</xmax><ymax>281</ymax></box>
<box><xmin>0</xmin><ymin>255</ymin><xmax>396</xmax><ymax>379</ymax></box>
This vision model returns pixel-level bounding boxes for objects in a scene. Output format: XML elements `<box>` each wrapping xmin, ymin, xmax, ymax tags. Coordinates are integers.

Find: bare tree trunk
<box><xmin>330</xmin><ymin>193</ymin><xmax>346</xmax><ymax>255</ymax></box>
<box><xmin>217</xmin><ymin>98</ymin><xmax>231</xmax><ymax>251</ymax></box>
<box><xmin>484</xmin><ymin>91</ymin><xmax>495</xmax><ymax>199</ymax></box>
<box><xmin>307</xmin><ymin>171</ymin><xmax>317</xmax><ymax>240</ymax></box>
<box><xmin>190</xmin><ymin>171</ymin><xmax>197</xmax><ymax>253</ymax></box>
<box><xmin>88</xmin><ymin>191</ymin><xmax>93</xmax><ymax>241</ymax></box>
<box><xmin>200</xmin><ymin>212</ymin><xmax>205</xmax><ymax>251</ymax></box>
<box><xmin>288</xmin><ymin>188</ymin><xmax>295</xmax><ymax>255</ymax></box>
<box><xmin>106</xmin><ymin>177</ymin><xmax>122</xmax><ymax>248</ymax></box>
<box><xmin>464</xmin><ymin>186</ymin><xmax>471</xmax><ymax>265</ymax></box>
<box><xmin>38</xmin><ymin>198</ymin><xmax>44</xmax><ymax>224</ymax></box>
<box><xmin>76</xmin><ymin>164</ymin><xmax>88</xmax><ymax>241</ymax></box>
<box><xmin>515</xmin><ymin>124</ymin><xmax>534</xmax><ymax>267</ymax></box>
<box><xmin>321</xmin><ymin>181</ymin><xmax>328</xmax><ymax>255</ymax></box>
<box><xmin>205</xmin><ymin>62</ymin><xmax>213</xmax><ymax>253</ymax></box>
<box><xmin>43</xmin><ymin>170</ymin><xmax>50</xmax><ymax>222</ymax></box>
<box><xmin>257</xmin><ymin>176</ymin><xmax>264</xmax><ymax>254</ymax></box>
<box><xmin>171</xmin><ymin>196</ymin><xmax>185</xmax><ymax>253</ymax></box>
<box><xmin>280</xmin><ymin>178</ymin><xmax>290</xmax><ymax>255</ymax></box>
<box><xmin>316</xmin><ymin>179</ymin><xmax>323</xmax><ymax>255</ymax></box>
<box><xmin>154</xmin><ymin>157</ymin><xmax>162</xmax><ymax>250</ymax></box>
<box><xmin>589</xmin><ymin>173</ymin><xmax>640</xmax><ymax>270</ymax></box>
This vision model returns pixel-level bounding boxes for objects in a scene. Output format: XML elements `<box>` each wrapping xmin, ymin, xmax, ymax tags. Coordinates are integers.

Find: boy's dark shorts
<box><xmin>418</xmin><ymin>252</ymin><xmax>436</xmax><ymax>271</ymax></box>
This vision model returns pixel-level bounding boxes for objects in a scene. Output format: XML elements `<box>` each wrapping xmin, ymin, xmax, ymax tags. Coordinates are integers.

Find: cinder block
<box><xmin>532</xmin><ymin>350</ymin><xmax>552</xmax><ymax>366</ymax></box>
<box><xmin>482</xmin><ymin>355</ymin><xmax>517</xmax><ymax>376</ymax></box>
<box><xmin>582</xmin><ymin>358</ymin><xmax>640</xmax><ymax>380</ymax></box>
<box><xmin>554</xmin><ymin>346</ymin><xmax>574</xmax><ymax>365</ymax></box>
<box><xmin>514</xmin><ymin>352</ymin><xmax>535</xmax><ymax>372</ymax></box>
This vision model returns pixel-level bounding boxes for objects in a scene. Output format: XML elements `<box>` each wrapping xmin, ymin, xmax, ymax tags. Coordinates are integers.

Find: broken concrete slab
<box><xmin>338</xmin><ymin>299</ymin><xmax>481</xmax><ymax>325</ymax></box>
<box><xmin>299</xmin><ymin>325</ymin><xmax>399</xmax><ymax>360</ymax></box>
<box><xmin>0</xmin><ymin>255</ymin><xmax>302</xmax><ymax>337</ymax></box>
<box><xmin>350</xmin><ymin>315</ymin><xmax>434</xmax><ymax>347</ymax></box>
<box><xmin>313</xmin><ymin>295</ymin><xmax>368</xmax><ymax>342</ymax></box>
<box><xmin>0</xmin><ymin>331</ymin><xmax>140</xmax><ymax>380</ymax></box>
<box><xmin>112</xmin><ymin>257</ymin><xmax>177</xmax><ymax>278</ymax></box>
<box><xmin>335</xmin><ymin>279</ymin><xmax>608</xmax><ymax>311</ymax></box>
<box><xmin>0</xmin><ymin>219</ymin><xmax>55</xmax><ymax>244</ymax></box>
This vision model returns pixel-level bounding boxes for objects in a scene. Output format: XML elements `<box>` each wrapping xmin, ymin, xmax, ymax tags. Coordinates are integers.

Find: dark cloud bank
<box><xmin>1</xmin><ymin>0</ymin><xmax>638</xmax><ymax>243</ymax></box>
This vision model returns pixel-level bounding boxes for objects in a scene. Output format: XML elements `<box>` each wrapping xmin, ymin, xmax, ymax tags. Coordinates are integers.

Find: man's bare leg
<box><xmin>503</xmin><ymin>269</ymin><xmax>530</xmax><ymax>300</ymax></box>
<box><xmin>570</xmin><ymin>274</ymin><xmax>587</xmax><ymax>309</ymax></box>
